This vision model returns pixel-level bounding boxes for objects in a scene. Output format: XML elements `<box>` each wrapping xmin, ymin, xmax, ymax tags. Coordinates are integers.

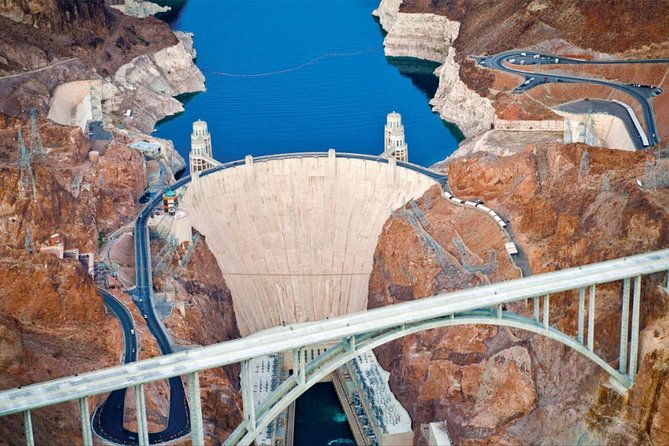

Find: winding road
<box><xmin>0</xmin><ymin>58</ymin><xmax>79</xmax><ymax>81</ymax></box>
<box><xmin>476</xmin><ymin>50</ymin><xmax>668</xmax><ymax>146</ymax></box>
<box><xmin>93</xmin><ymin>277</ymin><xmax>191</xmax><ymax>443</ymax></box>
<box><xmin>93</xmin><ymin>179</ymin><xmax>194</xmax><ymax>444</ymax></box>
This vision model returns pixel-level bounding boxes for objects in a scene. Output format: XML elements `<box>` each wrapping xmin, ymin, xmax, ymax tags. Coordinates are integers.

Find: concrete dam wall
<box><xmin>181</xmin><ymin>155</ymin><xmax>437</xmax><ymax>335</ymax></box>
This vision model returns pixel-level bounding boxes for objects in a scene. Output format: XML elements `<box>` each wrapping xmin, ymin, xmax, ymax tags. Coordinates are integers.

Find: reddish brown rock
<box><xmin>470</xmin><ymin>346</ymin><xmax>536</xmax><ymax>429</ymax></box>
<box><xmin>372</xmin><ymin>143</ymin><xmax>669</xmax><ymax>444</ymax></box>
<box><xmin>0</xmin><ymin>115</ymin><xmax>148</xmax><ymax>443</ymax></box>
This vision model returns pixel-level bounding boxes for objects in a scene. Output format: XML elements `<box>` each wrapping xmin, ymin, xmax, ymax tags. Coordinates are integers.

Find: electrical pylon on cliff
<box><xmin>578</xmin><ymin>148</ymin><xmax>589</xmax><ymax>179</ymax></box>
<box><xmin>29</xmin><ymin>109</ymin><xmax>45</xmax><ymax>162</ymax></box>
<box><xmin>18</xmin><ymin>128</ymin><xmax>36</xmax><ymax>201</ymax></box>
<box><xmin>24</xmin><ymin>226</ymin><xmax>33</xmax><ymax>253</ymax></box>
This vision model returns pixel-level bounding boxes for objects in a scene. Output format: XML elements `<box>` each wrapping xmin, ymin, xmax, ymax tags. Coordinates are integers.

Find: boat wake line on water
<box><xmin>210</xmin><ymin>48</ymin><xmax>381</xmax><ymax>78</ymax></box>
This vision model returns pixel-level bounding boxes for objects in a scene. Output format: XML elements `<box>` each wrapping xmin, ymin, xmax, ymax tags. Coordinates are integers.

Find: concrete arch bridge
<box><xmin>1</xmin><ymin>248</ymin><xmax>668</xmax><ymax>445</ymax></box>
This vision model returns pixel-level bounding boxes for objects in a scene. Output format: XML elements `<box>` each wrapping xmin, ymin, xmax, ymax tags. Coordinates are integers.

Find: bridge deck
<box><xmin>1</xmin><ymin>248</ymin><xmax>668</xmax><ymax>416</ymax></box>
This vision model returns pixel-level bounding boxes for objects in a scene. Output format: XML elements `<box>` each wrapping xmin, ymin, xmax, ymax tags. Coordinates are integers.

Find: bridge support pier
<box><xmin>79</xmin><ymin>397</ymin><xmax>93</xmax><ymax>446</ymax></box>
<box><xmin>543</xmin><ymin>294</ymin><xmax>550</xmax><ymax>329</ymax></box>
<box><xmin>578</xmin><ymin>287</ymin><xmax>585</xmax><ymax>344</ymax></box>
<box><xmin>629</xmin><ymin>276</ymin><xmax>641</xmax><ymax>381</ymax></box>
<box><xmin>188</xmin><ymin>372</ymin><xmax>205</xmax><ymax>446</ymax></box>
<box><xmin>23</xmin><ymin>410</ymin><xmax>34</xmax><ymax>446</ymax></box>
<box><xmin>619</xmin><ymin>278</ymin><xmax>631</xmax><ymax>374</ymax></box>
<box><xmin>587</xmin><ymin>286</ymin><xmax>596</xmax><ymax>351</ymax></box>
<box><xmin>134</xmin><ymin>384</ymin><xmax>149</xmax><ymax>446</ymax></box>
<box><xmin>292</xmin><ymin>348</ymin><xmax>305</xmax><ymax>386</ymax></box>
<box><xmin>241</xmin><ymin>360</ymin><xmax>256</xmax><ymax>431</ymax></box>
<box><xmin>346</xmin><ymin>336</ymin><xmax>356</xmax><ymax>352</ymax></box>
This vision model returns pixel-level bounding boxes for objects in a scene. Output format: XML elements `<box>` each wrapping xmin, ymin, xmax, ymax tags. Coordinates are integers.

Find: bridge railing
<box><xmin>1</xmin><ymin>250</ymin><xmax>668</xmax><ymax>445</ymax></box>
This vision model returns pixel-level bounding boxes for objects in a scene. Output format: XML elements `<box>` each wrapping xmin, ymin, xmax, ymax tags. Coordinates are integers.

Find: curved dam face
<box><xmin>181</xmin><ymin>156</ymin><xmax>437</xmax><ymax>335</ymax></box>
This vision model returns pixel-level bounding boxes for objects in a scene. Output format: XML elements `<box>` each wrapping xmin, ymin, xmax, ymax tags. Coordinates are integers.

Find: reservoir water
<box><xmin>153</xmin><ymin>0</ymin><xmax>461</xmax><ymax>168</ymax></box>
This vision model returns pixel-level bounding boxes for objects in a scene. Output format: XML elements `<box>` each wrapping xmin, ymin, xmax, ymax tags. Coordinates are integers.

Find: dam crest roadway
<box><xmin>2</xmin><ymin>152</ymin><xmax>668</xmax><ymax>446</ymax></box>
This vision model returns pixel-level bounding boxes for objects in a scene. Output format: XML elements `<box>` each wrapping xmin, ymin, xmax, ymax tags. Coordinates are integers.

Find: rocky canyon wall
<box><xmin>0</xmin><ymin>0</ymin><xmax>204</xmax><ymax>138</ymax></box>
<box><xmin>0</xmin><ymin>0</ymin><xmax>109</xmax><ymax>34</ymax></box>
<box><xmin>0</xmin><ymin>2</ymin><xmax>216</xmax><ymax>444</ymax></box>
<box><xmin>152</xmin><ymin>232</ymin><xmax>244</xmax><ymax>443</ymax></box>
<box><xmin>374</xmin><ymin>0</ymin><xmax>494</xmax><ymax>139</ymax></box>
<box><xmin>104</xmin><ymin>31</ymin><xmax>205</xmax><ymax>133</ymax></box>
<box><xmin>371</xmin><ymin>143</ymin><xmax>669</xmax><ymax>444</ymax></box>
<box><xmin>0</xmin><ymin>115</ymin><xmax>148</xmax><ymax>444</ymax></box>
<box><xmin>374</xmin><ymin>0</ymin><xmax>669</xmax><ymax>148</ymax></box>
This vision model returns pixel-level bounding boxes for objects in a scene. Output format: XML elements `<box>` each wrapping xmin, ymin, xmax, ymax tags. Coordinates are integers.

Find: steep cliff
<box><xmin>0</xmin><ymin>0</ymin><xmax>195</xmax><ymax>133</ymax></box>
<box><xmin>0</xmin><ymin>1</ymin><xmax>212</xmax><ymax>443</ymax></box>
<box><xmin>0</xmin><ymin>115</ymin><xmax>147</xmax><ymax>444</ymax></box>
<box><xmin>371</xmin><ymin>143</ymin><xmax>669</xmax><ymax>443</ymax></box>
<box><xmin>158</xmin><ymin>235</ymin><xmax>243</xmax><ymax>442</ymax></box>
<box><xmin>0</xmin><ymin>0</ymin><xmax>199</xmax><ymax>166</ymax></box>
<box><xmin>0</xmin><ymin>0</ymin><xmax>177</xmax><ymax>77</ymax></box>
<box><xmin>104</xmin><ymin>31</ymin><xmax>205</xmax><ymax>133</ymax></box>
<box><xmin>400</xmin><ymin>0</ymin><xmax>669</xmax><ymax>60</ymax></box>
<box><xmin>375</xmin><ymin>0</ymin><xmax>494</xmax><ymax>138</ymax></box>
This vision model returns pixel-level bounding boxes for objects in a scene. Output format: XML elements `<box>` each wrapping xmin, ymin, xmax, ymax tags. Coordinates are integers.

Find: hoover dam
<box><xmin>181</xmin><ymin>152</ymin><xmax>439</xmax><ymax>335</ymax></box>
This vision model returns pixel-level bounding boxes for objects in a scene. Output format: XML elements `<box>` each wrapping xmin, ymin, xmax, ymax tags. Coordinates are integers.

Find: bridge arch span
<box><xmin>229</xmin><ymin>309</ymin><xmax>628</xmax><ymax>445</ymax></box>
<box><xmin>2</xmin><ymin>249</ymin><xmax>667</xmax><ymax>446</ymax></box>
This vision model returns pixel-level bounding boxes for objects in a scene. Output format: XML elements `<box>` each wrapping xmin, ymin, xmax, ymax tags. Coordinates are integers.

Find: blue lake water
<box><xmin>153</xmin><ymin>0</ymin><xmax>461</xmax><ymax>169</ymax></box>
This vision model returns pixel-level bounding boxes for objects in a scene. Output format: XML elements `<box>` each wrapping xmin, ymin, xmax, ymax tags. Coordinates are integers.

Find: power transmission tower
<box><xmin>29</xmin><ymin>109</ymin><xmax>45</xmax><ymax>162</ymax></box>
<box><xmin>18</xmin><ymin>128</ymin><xmax>36</xmax><ymax>201</ymax></box>
<box><xmin>24</xmin><ymin>226</ymin><xmax>33</xmax><ymax>253</ymax></box>
<box><xmin>582</xmin><ymin>107</ymin><xmax>597</xmax><ymax>146</ymax></box>
<box><xmin>578</xmin><ymin>148</ymin><xmax>589</xmax><ymax>179</ymax></box>
<box><xmin>601</xmin><ymin>174</ymin><xmax>610</xmax><ymax>192</ymax></box>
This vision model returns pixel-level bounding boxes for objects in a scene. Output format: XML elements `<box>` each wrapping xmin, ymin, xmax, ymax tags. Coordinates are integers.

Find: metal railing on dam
<box><xmin>194</xmin><ymin>149</ymin><xmax>449</xmax><ymax>182</ymax></box>
<box><xmin>2</xmin><ymin>248</ymin><xmax>669</xmax><ymax>445</ymax></box>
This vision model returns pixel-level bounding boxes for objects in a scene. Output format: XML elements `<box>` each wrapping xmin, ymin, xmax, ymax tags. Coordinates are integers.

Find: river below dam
<box><xmin>154</xmin><ymin>0</ymin><xmax>461</xmax><ymax>168</ymax></box>
<box><xmin>294</xmin><ymin>383</ymin><xmax>355</xmax><ymax>446</ymax></box>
